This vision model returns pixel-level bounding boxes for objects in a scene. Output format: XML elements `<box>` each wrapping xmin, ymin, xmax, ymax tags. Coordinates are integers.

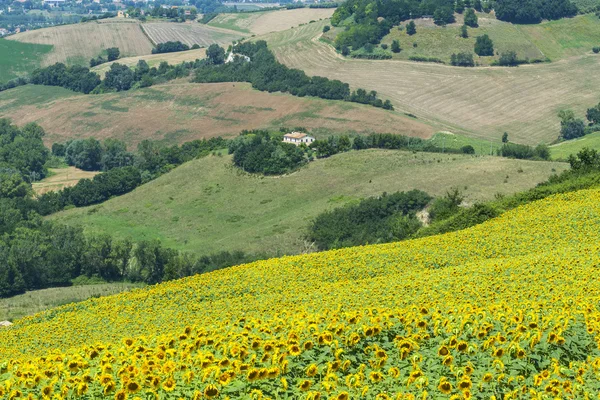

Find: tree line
<box><xmin>193</xmin><ymin>41</ymin><xmax>394</xmax><ymax>110</ymax></box>
<box><xmin>308</xmin><ymin>190</ymin><xmax>432</xmax><ymax>250</ymax></box>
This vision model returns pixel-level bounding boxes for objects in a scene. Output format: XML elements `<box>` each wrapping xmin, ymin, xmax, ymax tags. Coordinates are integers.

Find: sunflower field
<box><xmin>2</xmin><ymin>189</ymin><xmax>600</xmax><ymax>399</ymax></box>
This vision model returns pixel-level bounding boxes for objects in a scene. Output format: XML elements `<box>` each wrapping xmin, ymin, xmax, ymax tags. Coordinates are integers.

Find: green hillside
<box><xmin>551</xmin><ymin>131</ymin><xmax>600</xmax><ymax>160</ymax></box>
<box><xmin>381</xmin><ymin>13</ymin><xmax>600</xmax><ymax>64</ymax></box>
<box><xmin>51</xmin><ymin>150</ymin><xmax>566</xmax><ymax>256</ymax></box>
<box><xmin>0</xmin><ymin>38</ymin><xmax>52</xmax><ymax>82</ymax></box>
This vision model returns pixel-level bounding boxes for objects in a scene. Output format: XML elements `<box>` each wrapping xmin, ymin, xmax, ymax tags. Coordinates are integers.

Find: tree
<box><xmin>451</xmin><ymin>52</ymin><xmax>474</xmax><ymax>66</ymax></box>
<box><xmin>455</xmin><ymin>0</ymin><xmax>465</xmax><ymax>13</ymax></box>
<box><xmin>52</xmin><ymin>143</ymin><xmax>66</xmax><ymax>156</ymax></box>
<box><xmin>323</xmin><ymin>25</ymin><xmax>331</xmax><ymax>33</ymax></box>
<box><xmin>65</xmin><ymin>138</ymin><xmax>103</xmax><ymax>171</ymax></box>
<box><xmin>134</xmin><ymin>60</ymin><xmax>150</xmax><ymax>81</ymax></box>
<box><xmin>104</xmin><ymin>63</ymin><xmax>134</xmax><ymax>91</ymax></box>
<box><xmin>586</xmin><ymin>102</ymin><xmax>600</xmax><ymax>125</ymax></box>
<box><xmin>498</xmin><ymin>51</ymin><xmax>519</xmax><ymax>66</ymax></box>
<box><xmin>434</xmin><ymin>7</ymin><xmax>455</xmax><ymax>26</ymax></box>
<box><xmin>0</xmin><ymin>170</ymin><xmax>30</xmax><ymax>199</ymax></box>
<box><xmin>406</xmin><ymin>21</ymin><xmax>416</xmax><ymax>35</ymax></box>
<box><xmin>206</xmin><ymin>44</ymin><xmax>225</xmax><ymax>65</ymax></box>
<box><xmin>464</xmin><ymin>8</ymin><xmax>478</xmax><ymax>27</ymax></box>
<box><xmin>559</xmin><ymin>110</ymin><xmax>586</xmax><ymax>140</ymax></box>
<box><xmin>475</xmin><ymin>34</ymin><xmax>494</xmax><ymax>56</ymax></box>
<box><xmin>502</xmin><ymin>132</ymin><xmax>509</xmax><ymax>143</ymax></box>
<box><xmin>460</xmin><ymin>24</ymin><xmax>469</xmax><ymax>38</ymax></box>
<box><xmin>391</xmin><ymin>40</ymin><xmax>401</xmax><ymax>53</ymax></box>
<box><xmin>473</xmin><ymin>0</ymin><xmax>483</xmax><ymax>11</ymax></box>
<box><xmin>106</xmin><ymin>47</ymin><xmax>120</xmax><ymax>62</ymax></box>
<box><xmin>461</xmin><ymin>145</ymin><xmax>475</xmax><ymax>154</ymax></box>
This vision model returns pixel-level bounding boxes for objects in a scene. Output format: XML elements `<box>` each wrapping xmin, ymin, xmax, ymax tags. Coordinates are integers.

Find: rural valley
<box><xmin>2</xmin><ymin>0</ymin><xmax>600</xmax><ymax>397</ymax></box>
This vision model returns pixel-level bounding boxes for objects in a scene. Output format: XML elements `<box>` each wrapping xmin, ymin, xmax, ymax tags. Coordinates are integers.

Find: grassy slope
<box><xmin>32</xmin><ymin>167</ymin><xmax>100</xmax><ymax>195</ymax></box>
<box><xmin>550</xmin><ymin>131</ymin><xmax>600</xmax><ymax>160</ymax></box>
<box><xmin>382</xmin><ymin>14</ymin><xmax>600</xmax><ymax>64</ymax></box>
<box><xmin>0</xmin><ymin>83</ymin><xmax>435</xmax><ymax>148</ymax></box>
<box><xmin>6</xmin><ymin>21</ymin><xmax>153</xmax><ymax>67</ymax></box>
<box><xmin>0</xmin><ymin>39</ymin><xmax>53</xmax><ymax>82</ymax></box>
<box><xmin>0</xmin><ymin>283</ymin><xmax>143</xmax><ymax>321</ymax></box>
<box><xmin>50</xmin><ymin>150</ymin><xmax>566</xmax><ymax>256</ymax></box>
<box><xmin>265</xmin><ymin>19</ymin><xmax>600</xmax><ymax>145</ymax></box>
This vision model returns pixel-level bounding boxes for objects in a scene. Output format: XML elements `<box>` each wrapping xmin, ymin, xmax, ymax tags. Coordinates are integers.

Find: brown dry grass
<box><xmin>33</xmin><ymin>167</ymin><xmax>99</xmax><ymax>195</ymax></box>
<box><xmin>6</xmin><ymin>21</ymin><xmax>154</xmax><ymax>66</ymax></box>
<box><xmin>2</xmin><ymin>82</ymin><xmax>434</xmax><ymax>148</ymax></box>
<box><xmin>91</xmin><ymin>48</ymin><xmax>207</xmax><ymax>78</ymax></box>
<box><xmin>209</xmin><ymin>8</ymin><xmax>335</xmax><ymax>35</ymax></box>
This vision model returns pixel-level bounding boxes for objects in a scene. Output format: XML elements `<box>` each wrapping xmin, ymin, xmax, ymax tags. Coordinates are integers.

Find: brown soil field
<box><xmin>142</xmin><ymin>22</ymin><xmax>244</xmax><ymax>47</ymax></box>
<box><xmin>6</xmin><ymin>21</ymin><xmax>154</xmax><ymax>66</ymax></box>
<box><xmin>33</xmin><ymin>167</ymin><xmax>100</xmax><ymax>195</ymax></box>
<box><xmin>0</xmin><ymin>82</ymin><xmax>434</xmax><ymax>148</ymax></box>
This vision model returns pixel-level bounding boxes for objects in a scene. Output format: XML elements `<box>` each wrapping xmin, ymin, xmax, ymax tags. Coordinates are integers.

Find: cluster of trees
<box><xmin>193</xmin><ymin>41</ymin><xmax>393</xmax><ymax>110</ymax></box>
<box><xmin>0</xmin><ymin>213</ymin><xmax>261</xmax><ymax>298</ymax></box>
<box><xmin>38</xmin><ymin>137</ymin><xmax>227</xmax><ymax>215</ymax></box>
<box><xmin>229</xmin><ymin>131</ymin><xmax>307</xmax><ymax>175</ymax></box>
<box><xmin>474</xmin><ymin>34</ymin><xmax>494</xmax><ymax>56</ymax></box>
<box><xmin>29</xmin><ymin>58</ymin><xmax>200</xmax><ymax>95</ymax></box>
<box><xmin>308</xmin><ymin>190</ymin><xmax>432</xmax><ymax>250</ymax></box>
<box><xmin>149</xmin><ymin>5</ymin><xmax>198</xmax><ymax>21</ymax></box>
<box><xmin>309</xmin><ymin>133</ymin><xmax>470</xmax><ymax>159</ymax></box>
<box><xmin>0</xmin><ymin>119</ymin><xmax>49</xmax><ymax>182</ymax></box>
<box><xmin>89</xmin><ymin>47</ymin><xmax>120</xmax><ymax>68</ymax></box>
<box><xmin>451</xmin><ymin>52</ymin><xmax>475</xmax><ymax>66</ymax></box>
<box><xmin>497</xmin><ymin>142</ymin><xmax>550</xmax><ymax>160</ymax></box>
<box><xmin>495</xmin><ymin>0</ymin><xmax>577</xmax><ymax>24</ymax></box>
<box><xmin>30</xmin><ymin>63</ymin><xmax>101</xmax><ymax>94</ymax></box>
<box><xmin>152</xmin><ymin>41</ymin><xmax>191</xmax><ymax>54</ymax></box>
<box><xmin>557</xmin><ymin>104</ymin><xmax>600</xmax><ymax>141</ymax></box>
<box><xmin>53</xmin><ymin>138</ymin><xmax>133</xmax><ymax>171</ymax></box>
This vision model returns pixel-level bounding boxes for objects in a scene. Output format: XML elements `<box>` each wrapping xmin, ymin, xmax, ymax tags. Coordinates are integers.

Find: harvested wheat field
<box><xmin>6</xmin><ymin>21</ymin><xmax>153</xmax><ymax>66</ymax></box>
<box><xmin>208</xmin><ymin>8</ymin><xmax>335</xmax><ymax>35</ymax></box>
<box><xmin>32</xmin><ymin>167</ymin><xmax>100</xmax><ymax>195</ymax></box>
<box><xmin>0</xmin><ymin>83</ymin><xmax>434</xmax><ymax>148</ymax></box>
<box><xmin>91</xmin><ymin>48</ymin><xmax>207</xmax><ymax>78</ymax></box>
<box><xmin>142</xmin><ymin>22</ymin><xmax>244</xmax><ymax>47</ymax></box>
<box><xmin>265</xmin><ymin>20</ymin><xmax>600</xmax><ymax>145</ymax></box>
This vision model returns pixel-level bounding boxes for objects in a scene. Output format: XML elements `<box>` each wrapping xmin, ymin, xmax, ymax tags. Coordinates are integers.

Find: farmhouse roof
<box><xmin>284</xmin><ymin>132</ymin><xmax>308</xmax><ymax>139</ymax></box>
<box><xmin>0</xmin><ymin>321</ymin><xmax>12</xmax><ymax>327</ymax></box>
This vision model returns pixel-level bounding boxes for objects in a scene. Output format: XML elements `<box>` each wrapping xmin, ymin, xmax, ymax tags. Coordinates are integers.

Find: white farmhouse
<box><xmin>283</xmin><ymin>132</ymin><xmax>315</xmax><ymax>146</ymax></box>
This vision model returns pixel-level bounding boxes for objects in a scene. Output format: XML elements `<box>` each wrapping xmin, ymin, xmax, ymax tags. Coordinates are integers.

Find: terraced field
<box><xmin>0</xmin><ymin>83</ymin><xmax>433</xmax><ymax>148</ymax></box>
<box><xmin>266</xmin><ymin>20</ymin><xmax>600</xmax><ymax>144</ymax></box>
<box><xmin>142</xmin><ymin>22</ymin><xmax>244</xmax><ymax>47</ymax></box>
<box><xmin>6</xmin><ymin>20</ymin><xmax>153</xmax><ymax>66</ymax></box>
<box><xmin>4</xmin><ymin>187</ymin><xmax>600</xmax><ymax>398</ymax></box>
<box><xmin>51</xmin><ymin>150</ymin><xmax>566</xmax><ymax>256</ymax></box>
<box><xmin>208</xmin><ymin>8</ymin><xmax>335</xmax><ymax>34</ymax></box>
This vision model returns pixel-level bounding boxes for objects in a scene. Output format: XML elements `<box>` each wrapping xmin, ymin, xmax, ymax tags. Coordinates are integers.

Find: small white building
<box><xmin>43</xmin><ymin>0</ymin><xmax>66</xmax><ymax>7</ymax></box>
<box><xmin>283</xmin><ymin>132</ymin><xmax>315</xmax><ymax>146</ymax></box>
<box><xmin>225</xmin><ymin>51</ymin><xmax>251</xmax><ymax>64</ymax></box>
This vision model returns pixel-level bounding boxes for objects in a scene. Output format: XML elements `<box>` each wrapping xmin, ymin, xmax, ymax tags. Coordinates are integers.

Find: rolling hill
<box><xmin>5</xmin><ymin>20</ymin><xmax>154</xmax><ymax>66</ymax></box>
<box><xmin>142</xmin><ymin>22</ymin><xmax>244</xmax><ymax>47</ymax></box>
<box><xmin>50</xmin><ymin>150</ymin><xmax>566</xmax><ymax>256</ymax></box>
<box><xmin>0</xmin><ymin>82</ymin><xmax>435</xmax><ymax>148</ymax></box>
<box><xmin>0</xmin><ymin>38</ymin><xmax>52</xmax><ymax>82</ymax></box>
<box><xmin>3</xmin><ymin>186</ymin><xmax>600</xmax><ymax>398</ymax></box>
<box><xmin>265</xmin><ymin>19</ymin><xmax>600</xmax><ymax>145</ymax></box>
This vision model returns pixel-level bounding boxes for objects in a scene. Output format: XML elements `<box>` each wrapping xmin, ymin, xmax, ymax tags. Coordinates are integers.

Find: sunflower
<box><xmin>204</xmin><ymin>384</ymin><xmax>219</xmax><ymax>398</ymax></box>
<box><xmin>516</xmin><ymin>349</ymin><xmax>526</xmax><ymax>358</ymax></box>
<box><xmin>493</xmin><ymin>348</ymin><xmax>504</xmax><ymax>358</ymax></box>
<box><xmin>306</xmin><ymin>364</ymin><xmax>318</xmax><ymax>377</ymax></box>
<box><xmin>304</xmin><ymin>341</ymin><xmax>314</xmax><ymax>351</ymax></box>
<box><xmin>388</xmin><ymin>367</ymin><xmax>400</xmax><ymax>378</ymax></box>
<box><xmin>289</xmin><ymin>345</ymin><xmax>302</xmax><ymax>356</ymax></box>
<box><xmin>41</xmin><ymin>385</ymin><xmax>53</xmax><ymax>397</ymax></box>
<box><xmin>114</xmin><ymin>389</ymin><xmax>127</xmax><ymax>400</ymax></box>
<box><xmin>77</xmin><ymin>382</ymin><xmax>89</xmax><ymax>395</ymax></box>
<box><xmin>336</xmin><ymin>392</ymin><xmax>349</xmax><ymax>400</ymax></box>
<box><xmin>298</xmin><ymin>379</ymin><xmax>312</xmax><ymax>391</ymax></box>
<box><xmin>103</xmin><ymin>381</ymin><xmax>116</xmax><ymax>395</ymax></box>
<box><xmin>281</xmin><ymin>377</ymin><xmax>289</xmax><ymax>390</ymax></box>
<box><xmin>438</xmin><ymin>346</ymin><xmax>449</xmax><ymax>357</ymax></box>
<box><xmin>247</xmin><ymin>368</ymin><xmax>260</xmax><ymax>381</ymax></box>
<box><xmin>442</xmin><ymin>355</ymin><xmax>454</xmax><ymax>366</ymax></box>
<box><xmin>125</xmin><ymin>381</ymin><xmax>140</xmax><ymax>394</ymax></box>
<box><xmin>162</xmin><ymin>377</ymin><xmax>176</xmax><ymax>392</ymax></box>
<box><xmin>458</xmin><ymin>379</ymin><xmax>472</xmax><ymax>391</ymax></box>
<box><xmin>457</xmin><ymin>341</ymin><xmax>468</xmax><ymax>352</ymax></box>
<box><xmin>369</xmin><ymin>371</ymin><xmax>384</xmax><ymax>382</ymax></box>
<box><xmin>483</xmin><ymin>373</ymin><xmax>493</xmax><ymax>383</ymax></box>
<box><xmin>438</xmin><ymin>379</ymin><xmax>452</xmax><ymax>394</ymax></box>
